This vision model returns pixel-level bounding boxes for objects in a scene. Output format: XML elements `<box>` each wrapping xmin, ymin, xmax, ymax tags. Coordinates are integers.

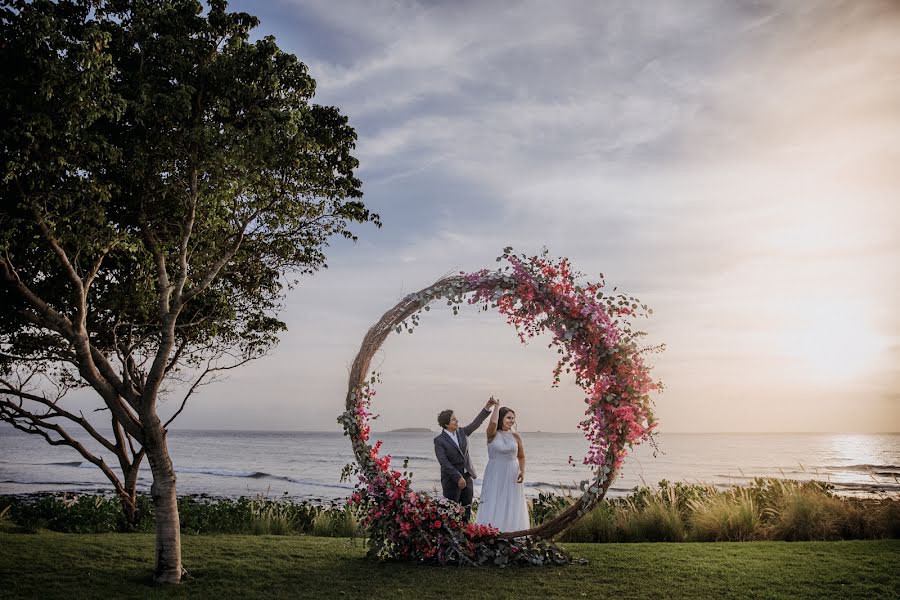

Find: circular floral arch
<box><xmin>339</xmin><ymin>249</ymin><xmax>661</xmax><ymax>564</ymax></box>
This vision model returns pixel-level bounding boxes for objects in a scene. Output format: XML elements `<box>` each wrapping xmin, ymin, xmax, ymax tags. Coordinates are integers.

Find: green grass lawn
<box><xmin>0</xmin><ymin>533</ymin><xmax>897</xmax><ymax>599</ymax></box>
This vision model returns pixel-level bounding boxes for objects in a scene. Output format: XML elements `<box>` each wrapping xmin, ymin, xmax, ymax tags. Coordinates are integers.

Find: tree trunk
<box><xmin>117</xmin><ymin>487</ymin><xmax>139</xmax><ymax>530</ymax></box>
<box><xmin>145</xmin><ymin>428</ymin><xmax>182</xmax><ymax>584</ymax></box>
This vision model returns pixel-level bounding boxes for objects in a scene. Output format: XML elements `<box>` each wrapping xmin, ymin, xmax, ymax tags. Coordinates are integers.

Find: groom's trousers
<box><xmin>441</xmin><ymin>473</ymin><xmax>474</xmax><ymax>522</ymax></box>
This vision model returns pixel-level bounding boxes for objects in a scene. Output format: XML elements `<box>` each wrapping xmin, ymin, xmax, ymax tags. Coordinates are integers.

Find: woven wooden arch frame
<box><xmin>344</xmin><ymin>273</ymin><xmax>617</xmax><ymax>540</ymax></box>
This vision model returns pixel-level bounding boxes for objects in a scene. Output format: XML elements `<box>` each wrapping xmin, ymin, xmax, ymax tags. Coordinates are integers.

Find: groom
<box><xmin>434</xmin><ymin>397</ymin><xmax>498</xmax><ymax>522</ymax></box>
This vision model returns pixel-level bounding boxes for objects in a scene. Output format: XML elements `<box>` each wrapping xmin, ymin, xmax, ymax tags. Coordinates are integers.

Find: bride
<box><xmin>474</xmin><ymin>397</ymin><xmax>530</xmax><ymax>532</ymax></box>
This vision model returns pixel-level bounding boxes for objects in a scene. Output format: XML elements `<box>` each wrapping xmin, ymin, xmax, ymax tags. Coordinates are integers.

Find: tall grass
<box><xmin>558</xmin><ymin>502</ymin><xmax>617</xmax><ymax>543</ymax></box>
<box><xmin>0</xmin><ymin>504</ymin><xmax>12</xmax><ymax>533</ymax></box>
<box><xmin>249</xmin><ymin>500</ymin><xmax>298</xmax><ymax>535</ymax></box>
<box><xmin>689</xmin><ymin>488</ymin><xmax>758</xmax><ymax>541</ymax></box>
<box><xmin>535</xmin><ymin>478</ymin><xmax>899</xmax><ymax>543</ymax></box>
<box><xmin>556</xmin><ymin>483</ymin><xmax>688</xmax><ymax>543</ymax></box>
<box><xmin>758</xmin><ymin>479</ymin><xmax>890</xmax><ymax>541</ymax></box>
<box><xmin>618</xmin><ymin>486</ymin><xmax>686</xmax><ymax>542</ymax></box>
<box><xmin>311</xmin><ymin>505</ymin><xmax>358</xmax><ymax>538</ymax></box>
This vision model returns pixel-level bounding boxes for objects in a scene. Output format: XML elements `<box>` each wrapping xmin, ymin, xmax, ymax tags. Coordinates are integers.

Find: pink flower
<box><xmin>341</xmin><ymin>250</ymin><xmax>660</xmax><ymax>563</ymax></box>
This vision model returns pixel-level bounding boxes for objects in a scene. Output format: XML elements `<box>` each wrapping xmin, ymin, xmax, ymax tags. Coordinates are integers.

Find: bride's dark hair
<box><xmin>497</xmin><ymin>407</ymin><xmax>515</xmax><ymax>431</ymax></box>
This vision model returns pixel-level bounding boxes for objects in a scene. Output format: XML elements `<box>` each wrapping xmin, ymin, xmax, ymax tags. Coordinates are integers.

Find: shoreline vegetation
<box><xmin>3</xmin><ymin>478</ymin><xmax>897</xmax><ymax>543</ymax></box>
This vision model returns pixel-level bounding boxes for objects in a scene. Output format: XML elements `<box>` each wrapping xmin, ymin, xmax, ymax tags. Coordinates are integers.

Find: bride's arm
<box><xmin>513</xmin><ymin>433</ymin><xmax>525</xmax><ymax>483</ymax></box>
<box><xmin>485</xmin><ymin>397</ymin><xmax>499</xmax><ymax>442</ymax></box>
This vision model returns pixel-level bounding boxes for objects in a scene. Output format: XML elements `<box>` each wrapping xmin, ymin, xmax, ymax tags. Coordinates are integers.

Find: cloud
<box><xmin>178</xmin><ymin>0</ymin><xmax>900</xmax><ymax>432</ymax></box>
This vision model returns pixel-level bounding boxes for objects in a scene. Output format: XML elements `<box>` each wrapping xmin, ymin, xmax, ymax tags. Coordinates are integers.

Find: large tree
<box><xmin>0</xmin><ymin>0</ymin><xmax>379</xmax><ymax>583</ymax></box>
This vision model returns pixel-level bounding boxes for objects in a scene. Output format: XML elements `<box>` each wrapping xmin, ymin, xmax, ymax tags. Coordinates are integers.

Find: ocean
<box><xmin>1</xmin><ymin>428</ymin><xmax>898</xmax><ymax>501</ymax></box>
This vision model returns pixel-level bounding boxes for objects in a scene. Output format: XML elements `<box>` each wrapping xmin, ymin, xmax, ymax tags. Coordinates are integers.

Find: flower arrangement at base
<box><xmin>339</xmin><ymin>248</ymin><xmax>662</xmax><ymax>564</ymax></box>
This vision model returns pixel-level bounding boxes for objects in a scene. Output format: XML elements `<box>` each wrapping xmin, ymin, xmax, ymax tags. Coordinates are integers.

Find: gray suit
<box><xmin>433</xmin><ymin>408</ymin><xmax>491</xmax><ymax>521</ymax></box>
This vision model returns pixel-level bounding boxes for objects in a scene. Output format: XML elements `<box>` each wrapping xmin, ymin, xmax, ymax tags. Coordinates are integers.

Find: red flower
<box><xmin>341</xmin><ymin>251</ymin><xmax>661</xmax><ymax>563</ymax></box>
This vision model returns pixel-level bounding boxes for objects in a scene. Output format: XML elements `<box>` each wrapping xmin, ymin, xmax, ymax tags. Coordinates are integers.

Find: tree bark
<box><xmin>119</xmin><ymin>493</ymin><xmax>138</xmax><ymax>529</ymax></box>
<box><xmin>145</xmin><ymin>425</ymin><xmax>182</xmax><ymax>584</ymax></box>
<box><xmin>118</xmin><ymin>462</ymin><xmax>145</xmax><ymax>530</ymax></box>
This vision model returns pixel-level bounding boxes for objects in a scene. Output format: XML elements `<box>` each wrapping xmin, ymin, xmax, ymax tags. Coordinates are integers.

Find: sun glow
<box><xmin>776</xmin><ymin>300</ymin><xmax>887</xmax><ymax>382</ymax></box>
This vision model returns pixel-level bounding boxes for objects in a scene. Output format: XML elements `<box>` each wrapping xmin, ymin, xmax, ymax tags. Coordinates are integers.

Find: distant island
<box><xmin>389</xmin><ymin>427</ymin><xmax>432</xmax><ymax>433</ymax></box>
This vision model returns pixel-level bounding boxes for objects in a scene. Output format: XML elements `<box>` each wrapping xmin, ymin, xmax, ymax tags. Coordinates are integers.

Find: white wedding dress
<box><xmin>475</xmin><ymin>430</ymin><xmax>530</xmax><ymax>531</ymax></box>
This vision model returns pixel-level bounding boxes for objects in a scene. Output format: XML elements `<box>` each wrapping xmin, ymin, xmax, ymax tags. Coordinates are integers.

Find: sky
<box><xmin>47</xmin><ymin>0</ymin><xmax>900</xmax><ymax>434</ymax></box>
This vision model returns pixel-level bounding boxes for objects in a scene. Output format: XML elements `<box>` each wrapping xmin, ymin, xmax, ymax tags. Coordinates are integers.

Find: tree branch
<box><xmin>1</xmin><ymin>256</ymin><xmax>77</xmax><ymax>337</ymax></box>
<box><xmin>164</xmin><ymin>335</ymin><xmax>189</xmax><ymax>376</ymax></box>
<box><xmin>162</xmin><ymin>354</ymin><xmax>257</xmax><ymax>429</ymax></box>
<box><xmin>32</xmin><ymin>210</ymin><xmax>86</xmax><ymax>308</ymax></box>
<box><xmin>170</xmin><ymin>168</ymin><xmax>198</xmax><ymax>308</ymax></box>
<box><xmin>0</xmin><ymin>398</ymin><xmax>129</xmax><ymax>499</ymax></box>
<box><xmin>83</xmin><ymin>237</ymin><xmax>119</xmax><ymax>293</ymax></box>
<box><xmin>0</xmin><ymin>379</ymin><xmax>120</xmax><ymax>455</ymax></box>
<box><xmin>3</xmin><ymin>255</ymin><xmax>140</xmax><ymax>436</ymax></box>
<box><xmin>178</xmin><ymin>194</ymin><xmax>284</xmax><ymax>306</ymax></box>
<box><xmin>111</xmin><ymin>418</ymin><xmax>145</xmax><ymax>488</ymax></box>
<box><xmin>139</xmin><ymin>216</ymin><xmax>172</xmax><ymax>319</ymax></box>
